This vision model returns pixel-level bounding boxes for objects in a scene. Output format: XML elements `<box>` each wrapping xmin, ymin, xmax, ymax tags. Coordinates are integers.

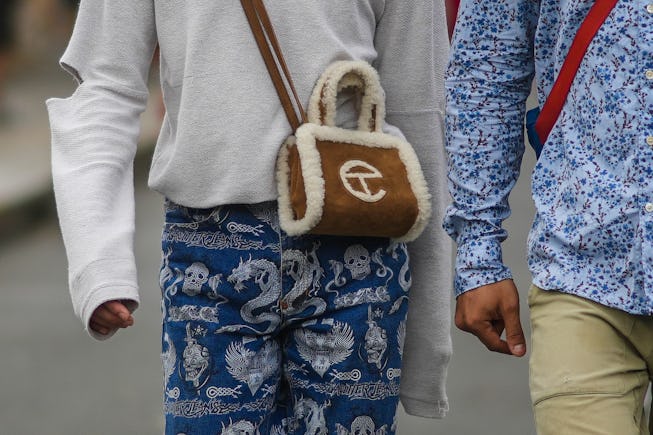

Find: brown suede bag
<box><xmin>242</xmin><ymin>0</ymin><xmax>431</xmax><ymax>242</ymax></box>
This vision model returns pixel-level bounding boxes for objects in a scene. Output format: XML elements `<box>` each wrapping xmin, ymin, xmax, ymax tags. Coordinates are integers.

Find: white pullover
<box><xmin>47</xmin><ymin>0</ymin><xmax>452</xmax><ymax>418</ymax></box>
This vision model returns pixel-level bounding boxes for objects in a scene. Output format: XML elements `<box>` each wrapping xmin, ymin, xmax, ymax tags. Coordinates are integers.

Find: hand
<box><xmin>90</xmin><ymin>300</ymin><xmax>135</xmax><ymax>336</ymax></box>
<box><xmin>455</xmin><ymin>279</ymin><xmax>526</xmax><ymax>357</ymax></box>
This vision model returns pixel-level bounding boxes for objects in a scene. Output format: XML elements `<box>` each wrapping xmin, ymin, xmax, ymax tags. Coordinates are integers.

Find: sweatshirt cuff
<box><xmin>401</xmin><ymin>395</ymin><xmax>449</xmax><ymax>419</ymax></box>
<box><xmin>400</xmin><ymin>343</ymin><xmax>452</xmax><ymax>419</ymax></box>
<box><xmin>70</xmin><ymin>258</ymin><xmax>140</xmax><ymax>340</ymax></box>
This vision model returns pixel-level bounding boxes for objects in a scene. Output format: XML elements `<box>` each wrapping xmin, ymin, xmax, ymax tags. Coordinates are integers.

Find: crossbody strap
<box><xmin>240</xmin><ymin>0</ymin><xmax>307</xmax><ymax>131</ymax></box>
<box><xmin>535</xmin><ymin>0</ymin><xmax>618</xmax><ymax>144</ymax></box>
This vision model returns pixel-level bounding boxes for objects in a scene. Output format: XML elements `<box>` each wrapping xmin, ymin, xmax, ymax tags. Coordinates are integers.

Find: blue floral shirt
<box><xmin>444</xmin><ymin>0</ymin><xmax>653</xmax><ymax>314</ymax></box>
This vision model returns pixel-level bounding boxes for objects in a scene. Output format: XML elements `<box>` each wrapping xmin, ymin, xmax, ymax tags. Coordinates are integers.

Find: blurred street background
<box><xmin>0</xmin><ymin>1</ymin><xmax>537</xmax><ymax>433</ymax></box>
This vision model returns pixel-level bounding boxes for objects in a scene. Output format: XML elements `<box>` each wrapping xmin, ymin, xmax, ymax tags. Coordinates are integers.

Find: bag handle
<box><xmin>307</xmin><ymin>61</ymin><xmax>386</xmax><ymax>133</ymax></box>
<box><xmin>240</xmin><ymin>0</ymin><xmax>307</xmax><ymax>131</ymax></box>
<box><xmin>534</xmin><ymin>0</ymin><xmax>618</xmax><ymax>145</ymax></box>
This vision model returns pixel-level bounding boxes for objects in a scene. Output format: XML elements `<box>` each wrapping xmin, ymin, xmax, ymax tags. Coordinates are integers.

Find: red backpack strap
<box><xmin>535</xmin><ymin>0</ymin><xmax>619</xmax><ymax>144</ymax></box>
<box><xmin>446</xmin><ymin>0</ymin><xmax>460</xmax><ymax>39</ymax></box>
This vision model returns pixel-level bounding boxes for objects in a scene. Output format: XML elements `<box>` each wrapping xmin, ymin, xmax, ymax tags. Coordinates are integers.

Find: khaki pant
<box><xmin>529</xmin><ymin>285</ymin><xmax>653</xmax><ymax>435</ymax></box>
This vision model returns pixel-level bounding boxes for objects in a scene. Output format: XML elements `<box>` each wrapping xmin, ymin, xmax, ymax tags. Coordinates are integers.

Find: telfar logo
<box><xmin>338</xmin><ymin>160</ymin><xmax>387</xmax><ymax>203</ymax></box>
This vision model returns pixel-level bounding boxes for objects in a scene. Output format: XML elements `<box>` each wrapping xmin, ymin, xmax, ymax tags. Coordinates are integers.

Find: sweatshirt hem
<box><xmin>400</xmin><ymin>394</ymin><xmax>449</xmax><ymax>419</ymax></box>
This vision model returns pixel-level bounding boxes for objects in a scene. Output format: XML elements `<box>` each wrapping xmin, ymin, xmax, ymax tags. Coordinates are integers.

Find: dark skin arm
<box><xmin>455</xmin><ymin>279</ymin><xmax>527</xmax><ymax>357</ymax></box>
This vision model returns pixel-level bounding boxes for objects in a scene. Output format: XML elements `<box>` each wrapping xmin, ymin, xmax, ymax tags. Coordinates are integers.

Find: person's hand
<box><xmin>90</xmin><ymin>300</ymin><xmax>134</xmax><ymax>336</ymax></box>
<box><xmin>455</xmin><ymin>279</ymin><xmax>526</xmax><ymax>357</ymax></box>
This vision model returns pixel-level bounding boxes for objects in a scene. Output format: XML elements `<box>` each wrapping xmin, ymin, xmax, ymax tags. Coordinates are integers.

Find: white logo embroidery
<box><xmin>339</xmin><ymin>160</ymin><xmax>387</xmax><ymax>203</ymax></box>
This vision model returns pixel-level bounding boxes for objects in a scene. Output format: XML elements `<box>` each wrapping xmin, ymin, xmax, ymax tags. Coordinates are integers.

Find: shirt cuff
<box><xmin>453</xmin><ymin>237</ymin><xmax>513</xmax><ymax>296</ymax></box>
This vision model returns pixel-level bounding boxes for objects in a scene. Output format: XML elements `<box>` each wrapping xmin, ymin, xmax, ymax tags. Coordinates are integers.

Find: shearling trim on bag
<box><xmin>277</xmin><ymin>124</ymin><xmax>432</xmax><ymax>242</ymax></box>
<box><xmin>277</xmin><ymin>60</ymin><xmax>432</xmax><ymax>242</ymax></box>
<box><xmin>307</xmin><ymin>60</ymin><xmax>386</xmax><ymax>132</ymax></box>
<box><xmin>276</xmin><ymin>135</ymin><xmax>326</xmax><ymax>236</ymax></box>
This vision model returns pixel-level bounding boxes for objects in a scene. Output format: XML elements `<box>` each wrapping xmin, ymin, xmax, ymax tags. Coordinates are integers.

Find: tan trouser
<box><xmin>529</xmin><ymin>285</ymin><xmax>653</xmax><ymax>435</ymax></box>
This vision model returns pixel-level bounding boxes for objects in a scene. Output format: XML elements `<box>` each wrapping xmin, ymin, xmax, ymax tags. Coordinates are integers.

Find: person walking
<box><xmin>445</xmin><ymin>0</ymin><xmax>653</xmax><ymax>433</ymax></box>
<box><xmin>47</xmin><ymin>1</ymin><xmax>452</xmax><ymax>433</ymax></box>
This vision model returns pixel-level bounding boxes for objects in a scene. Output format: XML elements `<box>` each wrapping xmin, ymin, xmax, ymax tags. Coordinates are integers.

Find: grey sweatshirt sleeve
<box><xmin>374</xmin><ymin>0</ymin><xmax>453</xmax><ymax>419</ymax></box>
<box><xmin>46</xmin><ymin>0</ymin><xmax>157</xmax><ymax>340</ymax></box>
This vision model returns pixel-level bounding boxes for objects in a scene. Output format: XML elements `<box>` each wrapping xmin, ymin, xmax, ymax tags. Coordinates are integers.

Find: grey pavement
<box><xmin>0</xmin><ymin>57</ymin><xmax>538</xmax><ymax>434</ymax></box>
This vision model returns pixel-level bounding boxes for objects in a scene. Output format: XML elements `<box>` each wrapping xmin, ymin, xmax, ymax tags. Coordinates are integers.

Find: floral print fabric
<box><xmin>444</xmin><ymin>0</ymin><xmax>653</xmax><ymax>314</ymax></box>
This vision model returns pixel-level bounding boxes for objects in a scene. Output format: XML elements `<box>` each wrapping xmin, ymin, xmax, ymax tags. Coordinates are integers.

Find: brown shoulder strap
<box><xmin>240</xmin><ymin>0</ymin><xmax>307</xmax><ymax>131</ymax></box>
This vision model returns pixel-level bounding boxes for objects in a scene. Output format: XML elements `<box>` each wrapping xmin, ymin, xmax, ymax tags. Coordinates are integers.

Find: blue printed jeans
<box><xmin>160</xmin><ymin>201</ymin><xmax>411</xmax><ymax>434</ymax></box>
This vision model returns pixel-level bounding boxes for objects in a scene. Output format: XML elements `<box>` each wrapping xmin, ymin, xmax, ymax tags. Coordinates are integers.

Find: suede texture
<box><xmin>288</xmin><ymin>140</ymin><xmax>419</xmax><ymax>238</ymax></box>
